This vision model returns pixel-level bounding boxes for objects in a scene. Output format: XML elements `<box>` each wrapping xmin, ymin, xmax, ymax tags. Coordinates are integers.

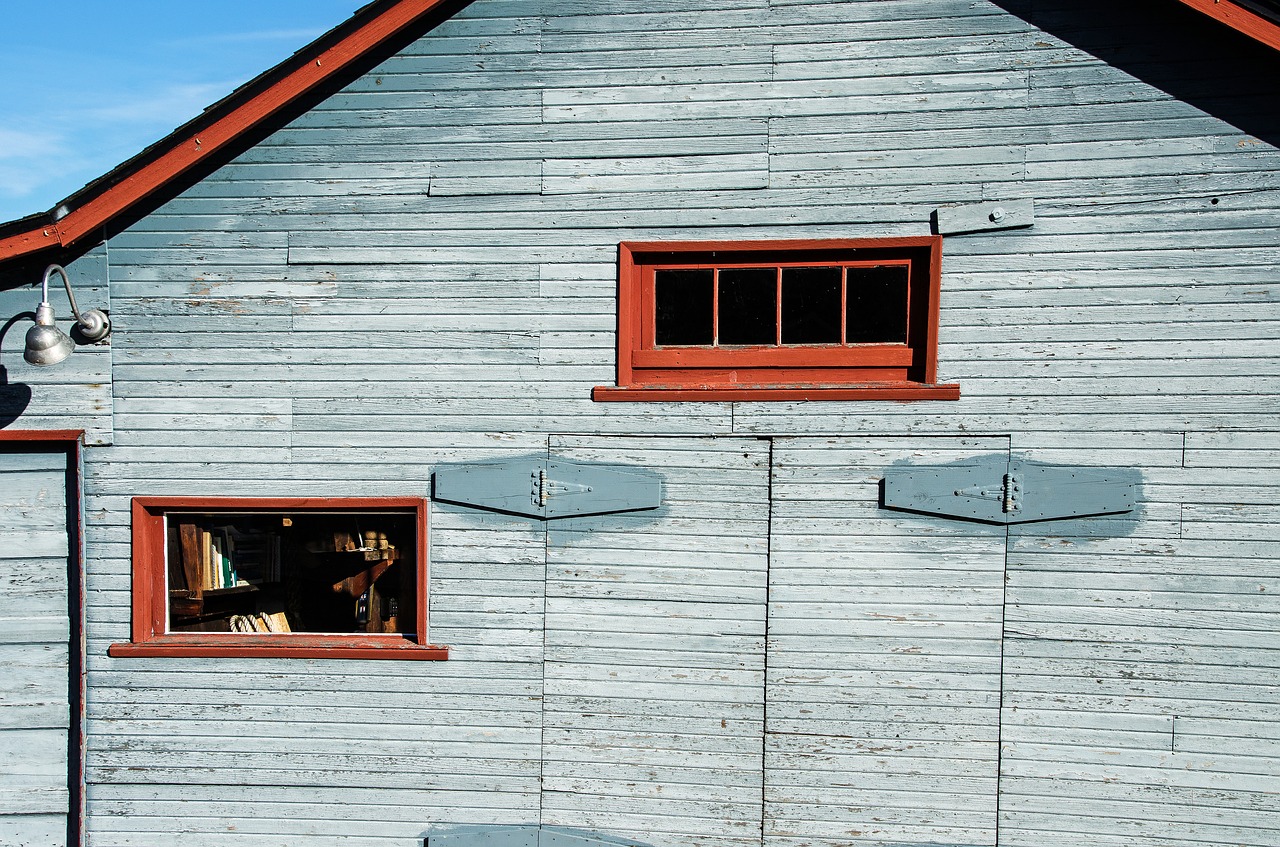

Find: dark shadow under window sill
<box><xmin>592</xmin><ymin>383</ymin><xmax>960</xmax><ymax>402</ymax></box>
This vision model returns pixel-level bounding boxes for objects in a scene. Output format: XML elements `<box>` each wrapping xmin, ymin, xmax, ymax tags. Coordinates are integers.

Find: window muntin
<box><xmin>651</xmin><ymin>261</ymin><xmax>911</xmax><ymax>349</ymax></box>
<box><xmin>110</xmin><ymin>497</ymin><xmax>446</xmax><ymax>660</ymax></box>
<box><xmin>599</xmin><ymin>237</ymin><xmax>956</xmax><ymax>400</ymax></box>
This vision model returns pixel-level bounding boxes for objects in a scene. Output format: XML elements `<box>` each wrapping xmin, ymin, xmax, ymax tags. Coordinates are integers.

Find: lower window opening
<box><xmin>110</xmin><ymin>496</ymin><xmax>445</xmax><ymax>659</ymax></box>
<box><xmin>166</xmin><ymin>510</ymin><xmax>417</xmax><ymax>636</ymax></box>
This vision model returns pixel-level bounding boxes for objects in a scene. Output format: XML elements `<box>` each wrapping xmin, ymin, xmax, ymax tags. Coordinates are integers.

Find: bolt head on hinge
<box><xmin>1003</xmin><ymin>473</ymin><xmax>1022</xmax><ymax>513</ymax></box>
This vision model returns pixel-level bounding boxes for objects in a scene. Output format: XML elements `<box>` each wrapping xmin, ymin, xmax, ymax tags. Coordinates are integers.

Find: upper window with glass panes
<box><xmin>595</xmin><ymin>238</ymin><xmax>956</xmax><ymax>400</ymax></box>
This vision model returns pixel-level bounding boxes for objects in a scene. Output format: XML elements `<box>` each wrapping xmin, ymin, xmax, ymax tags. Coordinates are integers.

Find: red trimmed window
<box><xmin>594</xmin><ymin>237</ymin><xmax>958</xmax><ymax>401</ymax></box>
<box><xmin>109</xmin><ymin>497</ymin><xmax>447</xmax><ymax>660</ymax></box>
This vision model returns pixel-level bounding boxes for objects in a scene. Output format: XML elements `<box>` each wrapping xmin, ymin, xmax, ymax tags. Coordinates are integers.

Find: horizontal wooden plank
<box><xmin>0</xmin><ymin>786</ymin><xmax>68</xmax><ymax>816</ymax></box>
<box><xmin>0</xmin><ymin>815</ymin><xmax>68</xmax><ymax>847</ymax></box>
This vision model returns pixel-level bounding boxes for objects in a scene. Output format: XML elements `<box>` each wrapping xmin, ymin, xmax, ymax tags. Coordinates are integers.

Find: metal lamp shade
<box><xmin>24</xmin><ymin>303</ymin><xmax>75</xmax><ymax>366</ymax></box>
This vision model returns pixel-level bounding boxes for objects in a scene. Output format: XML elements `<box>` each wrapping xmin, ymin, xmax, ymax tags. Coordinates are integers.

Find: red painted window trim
<box><xmin>109</xmin><ymin>496</ymin><xmax>448</xmax><ymax>661</ymax></box>
<box><xmin>0</xmin><ymin>429</ymin><xmax>84</xmax><ymax>442</ymax></box>
<box><xmin>595</xmin><ymin>237</ymin><xmax>958</xmax><ymax>401</ymax></box>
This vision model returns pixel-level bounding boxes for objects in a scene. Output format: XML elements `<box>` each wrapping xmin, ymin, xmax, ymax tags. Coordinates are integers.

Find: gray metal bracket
<box><xmin>882</xmin><ymin>454</ymin><xmax>1135</xmax><ymax>524</ymax></box>
<box><xmin>432</xmin><ymin>455</ymin><xmax>663</xmax><ymax>520</ymax></box>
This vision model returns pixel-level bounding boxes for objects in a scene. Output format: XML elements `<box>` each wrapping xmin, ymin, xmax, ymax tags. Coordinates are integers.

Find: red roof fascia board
<box><xmin>0</xmin><ymin>224</ymin><xmax>62</xmax><ymax>258</ymax></box>
<box><xmin>0</xmin><ymin>0</ymin><xmax>459</xmax><ymax>263</ymax></box>
<box><xmin>1174</xmin><ymin>0</ymin><xmax>1280</xmax><ymax>50</ymax></box>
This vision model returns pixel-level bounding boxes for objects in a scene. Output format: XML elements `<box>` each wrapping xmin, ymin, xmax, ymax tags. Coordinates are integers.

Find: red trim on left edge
<box><xmin>0</xmin><ymin>429</ymin><xmax>88</xmax><ymax>842</ymax></box>
<box><xmin>129</xmin><ymin>499</ymin><xmax>164</xmax><ymax>644</ymax></box>
<box><xmin>0</xmin><ymin>225</ymin><xmax>61</xmax><ymax>260</ymax></box>
<box><xmin>616</xmin><ymin>243</ymin><xmax>638</xmax><ymax>388</ymax></box>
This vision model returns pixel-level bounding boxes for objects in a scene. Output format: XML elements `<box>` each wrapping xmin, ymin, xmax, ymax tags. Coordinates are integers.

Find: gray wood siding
<box><xmin>65</xmin><ymin>0</ymin><xmax>1280</xmax><ymax>846</ymax></box>
<box><xmin>86</xmin><ymin>444</ymin><xmax>548</xmax><ymax>845</ymax></box>
<box><xmin>0</xmin><ymin>451</ymin><xmax>71</xmax><ymax>847</ymax></box>
<box><xmin>766</xmin><ymin>437</ymin><xmax>1010</xmax><ymax>847</ymax></box>
<box><xmin>541</xmin><ymin>436</ymin><xmax>769</xmax><ymax>847</ymax></box>
<box><xmin>1001</xmin><ymin>431</ymin><xmax>1280</xmax><ymax>847</ymax></box>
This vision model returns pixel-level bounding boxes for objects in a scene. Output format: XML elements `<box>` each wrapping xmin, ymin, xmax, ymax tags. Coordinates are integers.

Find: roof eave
<box><xmin>1174</xmin><ymin>0</ymin><xmax>1280</xmax><ymax>51</ymax></box>
<box><xmin>0</xmin><ymin>0</ymin><xmax>469</xmax><ymax>264</ymax></box>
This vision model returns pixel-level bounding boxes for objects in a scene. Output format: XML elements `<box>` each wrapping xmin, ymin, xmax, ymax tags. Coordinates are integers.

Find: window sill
<box><xmin>108</xmin><ymin>635</ymin><xmax>449</xmax><ymax>660</ymax></box>
<box><xmin>592</xmin><ymin>383</ymin><xmax>960</xmax><ymax>402</ymax></box>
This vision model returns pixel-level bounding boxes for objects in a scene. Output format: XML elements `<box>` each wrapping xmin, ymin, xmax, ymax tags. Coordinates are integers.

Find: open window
<box><xmin>109</xmin><ymin>497</ymin><xmax>447</xmax><ymax>660</ymax></box>
<box><xmin>593</xmin><ymin>237</ymin><xmax>959</xmax><ymax>401</ymax></box>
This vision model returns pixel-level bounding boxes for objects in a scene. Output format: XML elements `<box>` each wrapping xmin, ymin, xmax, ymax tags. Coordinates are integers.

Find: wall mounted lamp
<box><xmin>24</xmin><ymin>264</ymin><xmax>111</xmax><ymax>366</ymax></box>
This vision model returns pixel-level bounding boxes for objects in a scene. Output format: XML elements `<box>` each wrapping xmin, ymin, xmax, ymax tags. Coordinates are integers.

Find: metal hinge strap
<box><xmin>883</xmin><ymin>455</ymin><xmax>1135</xmax><ymax>525</ymax></box>
<box><xmin>435</xmin><ymin>455</ymin><xmax>662</xmax><ymax>520</ymax></box>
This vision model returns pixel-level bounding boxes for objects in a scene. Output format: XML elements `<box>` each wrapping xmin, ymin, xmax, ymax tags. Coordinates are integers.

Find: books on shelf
<box><xmin>200</xmin><ymin>529</ymin><xmax>212</xmax><ymax>590</ymax></box>
<box><xmin>174</xmin><ymin>520</ymin><xmax>283</xmax><ymax>593</ymax></box>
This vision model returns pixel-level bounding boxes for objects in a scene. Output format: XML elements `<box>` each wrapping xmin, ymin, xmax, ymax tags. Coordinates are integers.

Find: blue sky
<box><xmin>0</xmin><ymin>1</ymin><xmax>366</xmax><ymax>223</ymax></box>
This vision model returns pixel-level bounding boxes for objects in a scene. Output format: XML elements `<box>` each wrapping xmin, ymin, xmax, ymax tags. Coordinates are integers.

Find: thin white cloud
<box><xmin>0</xmin><ymin>135</ymin><xmax>99</xmax><ymax>209</ymax></box>
<box><xmin>84</xmin><ymin>81</ymin><xmax>246</xmax><ymax>126</ymax></box>
<box><xmin>0</xmin><ymin>128</ymin><xmax>63</xmax><ymax>162</ymax></box>
<box><xmin>168</xmin><ymin>27</ymin><xmax>327</xmax><ymax>46</ymax></box>
<box><xmin>0</xmin><ymin>78</ymin><xmax>246</xmax><ymax>214</ymax></box>
<box><xmin>0</xmin><ymin>163</ymin><xmax>49</xmax><ymax>199</ymax></box>
<box><xmin>0</xmin><ymin>2</ymin><xmax>366</xmax><ymax>221</ymax></box>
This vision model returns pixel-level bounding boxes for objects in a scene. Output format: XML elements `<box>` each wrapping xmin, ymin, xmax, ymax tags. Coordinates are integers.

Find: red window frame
<box><xmin>108</xmin><ymin>497</ymin><xmax>448</xmax><ymax>660</ymax></box>
<box><xmin>594</xmin><ymin>237</ymin><xmax>959</xmax><ymax>401</ymax></box>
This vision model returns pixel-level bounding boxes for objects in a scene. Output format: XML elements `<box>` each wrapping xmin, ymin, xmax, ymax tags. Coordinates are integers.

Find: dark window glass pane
<box><xmin>846</xmin><ymin>265</ymin><xmax>909</xmax><ymax>343</ymax></box>
<box><xmin>655</xmin><ymin>269</ymin><xmax>714</xmax><ymax>345</ymax></box>
<box><xmin>781</xmin><ymin>266</ymin><xmax>842</xmax><ymax>344</ymax></box>
<box><xmin>719</xmin><ymin>268</ymin><xmax>777</xmax><ymax>345</ymax></box>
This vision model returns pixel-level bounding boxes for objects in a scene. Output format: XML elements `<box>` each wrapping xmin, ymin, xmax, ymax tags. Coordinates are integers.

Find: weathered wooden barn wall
<box><xmin>62</xmin><ymin>0</ymin><xmax>1280</xmax><ymax>846</ymax></box>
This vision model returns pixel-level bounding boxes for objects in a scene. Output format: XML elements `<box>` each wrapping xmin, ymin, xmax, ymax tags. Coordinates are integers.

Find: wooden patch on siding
<box><xmin>542</xmin><ymin>153</ymin><xmax>768</xmax><ymax>194</ymax></box>
<box><xmin>431</xmin><ymin>159</ymin><xmax>543</xmax><ymax>196</ymax></box>
<box><xmin>934</xmin><ymin>198</ymin><xmax>1035</xmax><ymax>235</ymax></box>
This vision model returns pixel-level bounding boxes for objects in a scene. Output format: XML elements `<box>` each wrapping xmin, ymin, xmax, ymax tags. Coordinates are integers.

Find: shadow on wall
<box><xmin>0</xmin><ymin>312</ymin><xmax>35</xmax><ymax>427</ymax></box>
<box><xmin>990</xmin><ymin>0</ymin><xmax>1280</xmax><ymax>147</ymax></box>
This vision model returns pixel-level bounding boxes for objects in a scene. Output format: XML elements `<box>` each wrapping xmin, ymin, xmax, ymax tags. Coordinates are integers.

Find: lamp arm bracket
<box><xmin>42</xmin><ymin>264</ymin><xmax>110</xmax><ymax>342</ymax></box>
